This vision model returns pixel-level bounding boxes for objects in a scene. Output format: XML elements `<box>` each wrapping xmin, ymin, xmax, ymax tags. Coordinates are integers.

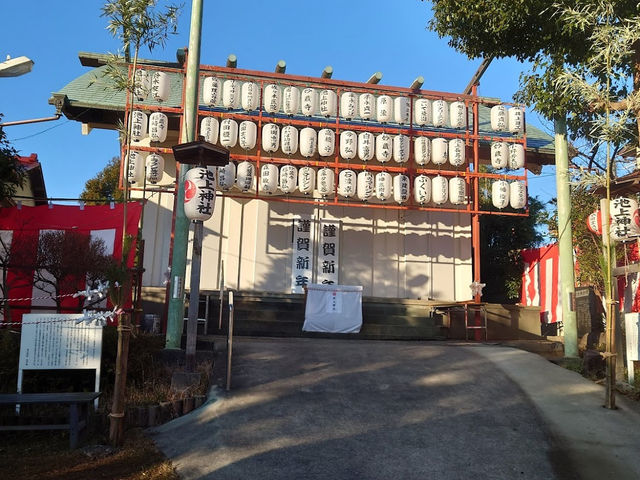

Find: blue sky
<box><xmin>3</xmin><ymin>0</ymin><xmax>556</xmax><ymax>202</ymax></box>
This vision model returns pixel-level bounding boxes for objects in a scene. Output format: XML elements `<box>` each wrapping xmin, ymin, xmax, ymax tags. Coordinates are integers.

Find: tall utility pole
<box><xmin>555</xmin><ymin>116</ymin><xmax>578</xmax><ymax>357</ymax></box>
<box><xmin>165</xmin><ymin>0</ymin><xmax>204</xmax><ymax>349</ymax></box>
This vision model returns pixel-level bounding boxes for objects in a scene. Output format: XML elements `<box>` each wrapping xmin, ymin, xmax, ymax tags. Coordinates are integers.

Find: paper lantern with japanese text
<box><xmin>414</xmin><ymin>137</ymin><xmax>431</xmax><ymax>165</ymax></box>
<box><xmin>130</xmin><ymin>110</ymin><xmax>147</xmax><ymax>142</ymax></box>
<box><xmin>359</xmin><ymin>93</ymin><xmax>376</xmax><ymax>120</ymax></box>
<box><xmin>283</xmin><ymin>85</ymin><xmax>300</xmax><ymax>115</ymax></box>
<box><xmin>145</xmin><ymin>153</ymin><xmax>164</xmax><ymax>184</ymax></box>
<box><xmin>264</xmin><ymin>84</ymin><xmax>281</xmax><ymax>113</ymax></box>
<box><xmin>449</xmin><ymin>177</ymin><xmax>467</xmax><ymax>205</ymax></box>
<box><xmin>431</xmin><ymin>138</ymin><xmax>448</xmax><ymax>165</ymax></box>
<box><xmin>134</xmin><ymin>69</ymin><xmax>150</xmax><ymax>101</ymax></box>
<box><xmin>127</xmin><ymin>151</ymin><xmax>144</xmax><ymax>185</ymax></box>
<box><xmin>357</xmin><ymin>170</ymin><xmax>374</xmax><ymax>201</ymax></box>
<box><xmin>241</xmin><ymin>82</ymin><xmax>260</xmax><ymax>111</ymax></box>
<box><xmin>432</xmin><ymin>100</ymin><xmax>448</xmax><ymax>128</ymax></box>
<box><xmin>508</xmin><ymin>107</ymin><xmax>524</xmax><ymax>134</ymax></box>
<box><xmin>340</xmin><ymin>92</ymin><xmax>358</xmax><ymax>120</ymax></box>
<box><xmin>281</xmin><ymin>125</ymin><xmax>299</xmax><ymax>155</ymax></box>
<box><xmin>151</xmin><ymin>71</ymin><xmax>170</xmax><ymax>102</ymax></box>
<box><xmin>587</xmin><ymin>210</ymin><xmax>602</xmax><ymax>235</ymax></box>
<box><xmin>414</xmin><ymin>98</ymin><xmax>432</xmax><ymax>126</ymax></box>
<box><xmin>492</xmin><ymin>180</ymin><xmax>509</xmax><ymax>209</ymax></box>
<box><xmin>200</xmin><ymin>117</ymin><xmax>219</xmax><ymax>144</ymax></box>
<box><xmin>509</xmin><ymin>181</ymin><xmax>527</xmax><ymax>209</ymax></box>
<box><xmin>317</xmin><ymin>168</ymin><xmax>334</xmax><ymax>197</ymax></box>
<box><xmin>300</xmin><ymin>88</ymin><xmax>318</xmax><ymax>116</ymax></box>
<box><xmin>338</xmin><ymin>169</ymin><xmax>356</xmax><ymax>198</ymax></box>
<box><xmin>375</xmin><ymin>172</ymin><xmax>392</xmax><ymax>201</ymax></box>
<box><xmin>262</xmin><ymin>123</ymin><xmax>280</xmax><ymax>153</ymax></box>
<box><xmin>508</xmin><ymin>144</ymin><xmax>525</xmax><ymax>169</ymax></box>
<box><xmin>449</xmin><ymin>138</ymin><xmax>466</xmax><ymax>167</ymax></box>
<box><xmin>376</xmin><ymin>95</ymin><xmax>393</xmax><ymax>123</ymax></box>
<box><xmin>219</xmin><ymin>119</ymin><xmax>238</xmax><ymax>148</ymax></box>
<box><xmin>298</xmin><ymin>166</ymin><xmax>316</xmax><ymax>195</ymax></box>
<box><xmin>184</xmin><ymin>167</ymin><xmax>216</xmax><ymax>221</ymax></box>
<box><xmin>319</xmin><ymin>89</ymin><xmax>337</xmax><ymax>117</ymax></box>
<box><xmin>414</xmin><ymin>175</ymin><xmax>431</xmax><ymax>205</ymax></box>
<box><xmin>393</xmin><ymin>174</ymin><xmax>410</xmax><ymax>204</ymax></box>
<box><xmin>610</xmin><ymin>197</ymin><xmax>640</xmax><ymax>241</ymax></box>
<box><xmin>394</xmin><ymin>97</ymin><xmax>410</xmax><ymax>124</ymax></box>
<box><xmin>260</xmin><ymin>164</ymin><xmax>278</xmax><ymax>194</ymax></box>
<box><xmin>393</xmin><ymin>135</ymin><xmax>410</xmax><ymax>164</ymax></box>
<box><xmin>236</xmin><ymin>161</ymin><xmax>255</xmax><ymax>192</ymax></box>
<box><xmin>491</xmin><ymin>105</ymin><xmax>508</xmax><ymax>131</ymax></box>
<box><xmin>239</xmin><ymin>121</ymin><xmax>257</xmax><ymax>150</ymax></box>
<box><xmin>432</xmin><ymin>175</ymin><xmax>448</xmax><ymax>205</ymax></box>
<box><xmin>222</xmin><ymin>79</ymin><xmax>241</xmax><ymax>109</ymax></box>
<box><xmin>280</xmin><ymin>165</ymin><xmax>298</xmax><ymax>193</ymax></box>
<box><xmin>376</xmin><ymin>133</ymin><xmax>393</xmax><ymax>163</ymax></box>
<box><xmin>318</xmin><ymin>129</ymin><xmax>335</xmax><ymax>157</ymax></box>
<box><xmin>358</xmin><ymin>132</ymin><xmax>375</xmax><ymax>161</ymax></box>
<box><xmin>149</xmin><ymin>112</ymin><xmax>168</xmax><ymax>143</ymax></box>
<box><xmin>217</xmin><ymin>162</ymin><xmax>236</xmax><ymax>191</ymax></box>
<box><xmin>449</xmin><ymin>101</ymin><xmax>466</xmax><ymax>128</ymax></box>
<box><xmin>491</xmin><ymin>142</ymin><xmax>509</xmax><ymax>169</ymax></box>
<box><xmin>202</xmin><ymin>76</ymin><xmax>222</xmax><ymax>106</ymax></box>
<box><xmin>300</xmin><ymin>127</ymin><xmax>318</xmax><ymax>158</ymax></box>
<box><xmin>340</xmin><ymin>131</ymin><xmax>357</xmax><ymax>160</ymax></box>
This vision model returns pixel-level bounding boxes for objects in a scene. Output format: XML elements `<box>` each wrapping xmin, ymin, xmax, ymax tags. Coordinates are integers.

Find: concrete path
<box><xmin>152</xmin><ymin>338</ymin><xmax>564</xmax><ymax>479</ymax></box>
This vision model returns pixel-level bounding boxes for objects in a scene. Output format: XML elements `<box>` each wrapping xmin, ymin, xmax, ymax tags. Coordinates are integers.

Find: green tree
<box><xmin>0</xmin><ymin>116</ymin><xmax>25</xmax><ymax>205</ymax></box>
<box><xmin>80</xmin><ymin>156</ymin><xmax>124</xmax><ymax>205</ymax></box>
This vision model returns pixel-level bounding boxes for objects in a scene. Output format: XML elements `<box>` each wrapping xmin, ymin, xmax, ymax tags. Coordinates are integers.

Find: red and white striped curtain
<box><xmin>521</xmin><ymin>244</ymin><xmax>562</xmax><ymax>324</ymax></box>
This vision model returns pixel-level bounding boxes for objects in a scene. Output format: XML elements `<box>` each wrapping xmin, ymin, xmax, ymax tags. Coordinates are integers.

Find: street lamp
<box><xmin>0</xmin><ymin>55</ymin><xmax>34</xmax><ymax>77</ymax></box>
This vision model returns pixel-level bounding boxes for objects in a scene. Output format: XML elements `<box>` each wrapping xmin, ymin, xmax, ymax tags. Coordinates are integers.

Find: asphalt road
<box><xmin>152</xmin><ymin>338</ymin><xmax>560</xmax><ymax>480</ymax></box>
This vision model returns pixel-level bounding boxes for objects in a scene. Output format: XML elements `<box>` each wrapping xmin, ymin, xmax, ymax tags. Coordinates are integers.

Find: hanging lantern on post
<box><xmin>338</xmin><ymin>169</ymin><xmax>356</xmax><ymax>198</ymax></box>
<box><xmin>449</xmin><ymin>138</ymin><xmax>466</xmax><ymax>167</ymax></box>
<box><xmin>491</xmin><ymin>180</ymin><xmax>509</xmax><ymax>209</ymax></box>
<box><xmin>298</xmin><ymin>166</ymin><xmax>316</xmax><ymax>195</ymax></box>
<box><xmin>127</xmin><ymin>150</ymin><xmax>145</xmax><ymax>185</ymax></box>
<box><xmin>414</xmin><ymin>98</ymin><xmax>432</xmax><ymax>126</ymax></box>
<box><xmin>375</xmin><ymin>171</ymin><xmax>392</xmax><ymax>201</ymax></box>
<box><xmin>393</xmin><ymin>135</ymin><xmax>410</xmax><ymax>164</ymax></box>
<box><xmin>449</xmin><ymin>101</ymin><xmax>466</xmax><ymax>128</ymax></box>
<box><xmin>283</xmin><ymin>85</ymin><xmax>300</xmax><ymax>115</ymax></box>
<box><xmin>260</xmin><ymin>164</ymin><xmax>279</xmax><ymax>194</ymax></box>
<box><xmin>236</xmin><ymin>161</ymin><xmax>255</xmax><ymax>192</ymax></box>
<box><xmin>508</xmin><ymin>107</ymin><xmax>524</xmax><ymax>134</ymax></box>
<box><xmin>490</xmin><ymin>104</ymin><xmax>508</xmax><ymax>131</ymax></box>
<box><xmin>239</xmin><ymin>120</ymin><xmax>257</xmax><ymax>150</ymax></box>
<box><xmin>130</xmin><ymin>110</ymin><xmax>147</xmax><ymax>142</ymax></box>
<box><xmin>317</xmin><ymin>167</ymin><xmax>334</xmax><ymax>197</ymax></box>
<box><xmin>394</xmin><ymin>97</ymin><xmax>410</xmax><ymax>124</ymax></box>
<box><xmin>202</xmin><ymin>76</ymin><xmax>222</xmax><ymax>106</ymax></box>
<box><xmin>359</xmin><ymin>93</ymin><xmax>376</xmax><ymax>120</ymax></box>
<box><xmin>376</xmin><ymin>95</ymin><xmax>393</xmax><ymax>123</ymax></box>
<box><xmin>145</xmin><ymin>153</ymin><xmax>164</xmax><ymax>184</ymax></box>
<box><xmin>508</xmin><ymin>143</ymin><xmax>525</xmax><ymax>169</ymax></box>
<box><xmin>281</xmin><ymin>125</ymin><xmax>299</xmax><ymax>155</ymax></box>
<box><xmin>184</xmin><ymin>166</ymin><xmax>217</xmax><ymax>221</ymax></box>
<box><xmin>300</xmin><ymin>127</ymin><xmax>318</xmax><ymax>157</ymax></box>
<box><xmin>217</xmin><ymin>162</ymin><xmax>236</xmax><ymax>191</ymax></box>
<box><xmin>357</xmin><ymin>170</ymin><xmax>374</xmax><ymax>201</ymax></box>
<box><xmin>449</xmin><ymin>177</ymin><xmax>466</xmax><ymax>205</ymax></box>
<box><xmin>134</xmin><ymin>69</ymin><xmax>150</xmax><ymax>101</ymax></box>
<box><xmin>393</xmin><ymin>174</ymin><xmax>410</xmax><ymax>204</ymax></box>
<box><xmin>300</xmin><ymin>88</ymin><xmax>318</xmax><ymax>116</ymax></box>
<box><xmin>280</xmin><ymin>164</ymin><xmax>298</xmax><ymax>193</ymax></box>
<box><xmin>149</xmin><ymin>112</ymin><xmax>168</xmax><ymax>143</ymax></box>
<box><xmin>340</xmin><ymin>92</ymin><xmax>358</xmax><ymax>120</ymax></box>
<box><xmin>222</xmin><ymin>79</ymin><xmax>241</xmax><ymax>109</ymax></box>
<box><xmin>432</xmin><ymin>175</ymin><xmax>448</xmax><ymax>204</ymax></box>
<box><xmin>262</xmin><ymin>123</ymin><xmax>280</xmax><ymax>153</ymax></box>
<box><xmin>587</xmin><ymin>210</ymin><xmax>602</xmax><ymax>235</ymax></box>
<box><xmin>318</xmin><ymin>128</ymin><xmax>335</xmax><ymax>157</ymax></box>
<box><xmin>376</xmin><ymin>133</ymin><xmax>393</xmax><ymax>163</ymax></box>
<box><xmin>358</xmin><ymin>132</ymin><xmax>375</xmax><ymax>161</ymax></box>
<box><xmin>340</xmin><ymin>131</ymin><xmax>357</xmax><ymax>160</ymax></box>
<box><xmin>219</xmin><ymin>118</ymin><xmax>238</xmax><ymax>148</ymax></box>
<box><xmin>241</xmin><ymin>82</ymin><xmax>260</xmax><ymax>111</ymax></box>
<box><xmin>264</xmin><ymin>84</ymin><xmax>281</xmax><ymax>113</ymax></box>
<box><xmin>431</xmin><ymin>138</ymin><xmax>448</xmax><ymax>165</ymax></box>
<box><xmin>414</xmin><ymin>175</ymin><xmax>431</xmax><ymax>205</ymax></box>
<box><xmin>414</xmin><ymin>137</ymin><xmax>431</xmax><ymax>165</ymax></box>
<box><xmin>151</xmin><ymin>71</ymin><xmax>170</xmax><ymax>102</ymax></box>
<box><xmin>432</xmin><ymin>100</ymin><xmax>448</xmax><ymax>128</ymax></box>
<box><xmin>319</xmin><ymin>89</ymin><xmax>337</xmax><ymax>117</ymax></box>
<box><xmin>491</xmin><ymin>142</ymin><xmax>508</xmax><ymax>169</ymax></box>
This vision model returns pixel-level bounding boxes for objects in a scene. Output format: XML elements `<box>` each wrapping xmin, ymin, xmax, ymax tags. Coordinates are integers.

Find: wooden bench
<box><xmin>0</xmin><ymin>392</ymin><xmax>101</xmax><ymax>449</ymax></box>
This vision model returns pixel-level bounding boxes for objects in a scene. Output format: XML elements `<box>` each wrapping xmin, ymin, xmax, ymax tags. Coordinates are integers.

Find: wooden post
<box><xmin>109</xmin><ymin>312</ymin><xmax>131</xmax><ymax>446</ymax></box>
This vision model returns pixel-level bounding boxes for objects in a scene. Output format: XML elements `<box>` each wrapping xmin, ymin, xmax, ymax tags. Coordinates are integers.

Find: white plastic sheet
<box><xmin>303</xmin><ymin>284</ymin><xmax>363</xmax><ymax>333</ymax></box>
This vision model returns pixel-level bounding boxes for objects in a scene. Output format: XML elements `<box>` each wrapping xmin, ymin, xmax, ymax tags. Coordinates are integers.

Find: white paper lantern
<box><xmin>264</xmin><ymin>84</ymin><xmax>281</xmax><ymax>113</ymax></box>
<box><xmin>492</xmin><ymin>180</ymin><xmax>509</xmax><ymax>209</ymax></box>
<box><xmin>340</xmin><ymin>131</ymin><xmax>357</xmax><ymax>160</ymax></box>
<box><xmin>127</xmin><ymin>151</ymin><xmax>144</xmax><ymax>185</ymax></box>
<box><xmin>508</xmin><ymin>107</ymin><xmax>524</xmax><ymax>134</ymax></box>
<box><xmin>241</xmin><ymin>82</ymin><xmax>260</xmax><ymax>111</ymax></box>
<box><xmin>280</xmin><ymin>125</ymin><xmax>299</xmax><ymax>155</ymax></box>
<box><xmin>358</xmin><ymin>132</ymin><xmax>375</xmax><ymax>161</ymax></box>
<box><xmin>508</xmin><ymin>143</ymin><xmax>525</xmax><ymax>169</ymax></box>
<box><xmin>134</xmin><ymin>69</ymin><xmax>150</xmax><ymax>101</ymax></box>
<box><xmin>375</xmin><ymin>172</ymin><xmax>392</xmax><ymax>201</ymax></box>
<box><xmin>184</xmin><ymin>166</ymin><xmax>216</xmax><ymax>221</ymax></box>
<box><xmin>491</xmin><ymin>105</ymin><xmax>508</xmax><ymax>131</ymax></box>
<box><xmin>414</xmin><ymin>98</ymin><xmax>432</xmax><ymax>126</ymax></box>
<box><xmin>393</xmin><ymin>135</ymin><xmax>410</xmax><ymax>164</ymax></box>
<box><xmin>283</xmin><ymin>86</ymin><xmax>300</xmax><ymax>115</ymax></box>
<box><xmin>202</xmin><ymin>76</ymin><xmax>222</xmax><ymax>106</ymax></box>
<box><xmin>239</xmin><ymin>121</ymin><xmax>257</xmax><ymax>150</ymax></box>
<box><xmin>260</xmin><ymin>164</ymin><xmax>279</xmax><ymax>194</ymax></box>
<box><xmin>610</xmin><ymin>197</ymin><xmax>640</xmax><ymax>240</ymax></box>
<box><xmin>280</xmin><ymin>164</ymin><xmax>298</xmax><ymax>193</ymax></box>
<box><xmin>414</xmin><ymin>175</ymin><xmax>431</xmax><ymax>205</ymax></box>
<box><xmin>200</xmin><ymin>116</ymin><xmax>220</xmax><ymax>144</ymax></box>
<box><xmin>262</xmin><ymin>123</ymin><xmax>280</xmax><ymax>153</ymax></box>
<box><xmin>145</xmin><ymin>153</ymin><xmax>164</xmax><ymax>184</ymax></box>
<box><xmin>130</xmin><ymin>110</ymin><xmax>147</xmax><ymax>142</ymax></box>
<box><xmin>376</xmin><ymin>95</ymin><xmax>393</xmax><ymax>123</ymax></box>
<box><xmin>449</xmin><ymin>138</ymin><xmax>466</xmax><ymax>166</ymax></box>
<box><xmin>357</xmin><ymin>171</ymin><xmax>374</xmax><ymax>201</ymax></box>
<box><xmin>149</xmin><ymin>112</ymin><xmax>168</xmax><ymax>143</ymax></box>
<box><xmin>317</xmin><ymin>168</ymin><xmax>334</xmax><ymax>197</ymax></box>
<box><xmin>236</xmin><ymin>161</ymin><xmax>255</xmax><ymax>192</ymax></box>
<box><xmin>340</xmin><ymin>92</ymin><xmax>358</xmax><ymax>120</ymax></box>
<box><xmin>432</xmin><ymin>100</ymin><xmax>449</xmax><ymax>128</ymax></box>
<box><xmin>318</xmin><ymin>128</ymin><xmax>335</xmax><ymax>157</ymax></box>
<box><xmin>376</xmin><ymin>133</ymin><xmax>393</xmax><ymax>163</ymax></box>
<box><xmin>300</xmin><ymin>127</ymin><xmax>318</xmax><ymax>158</ymax></box>
<box><xmin>449</xmin><ymin>177</ymin><xmax>466</xmax><ymax>205</ymax></box>
<box><xmin>491</xmin><ymin>142</ymin><xmax>509</xmax><ymax>169</ymax></box>
<box><xmin>298</xmin><ymin>166</ymin><xmax>316</xmax><ymax>195</ymax></box>
<box><xmin>319</xmin><ymin>89</ymin><xmax>337</xmax><ymax>117</ymax></box>
<box><xmin>449</xmin><ymin>101</ymin><xmax>466</xmax><ymax>129</ymax></box>
<box><xmin>393</xmin><ymin>174</ymin><xmax>410</xmax><ymax>204</ymax></box>
<box><xmin>414</xmin><ymin>137</ymin><xmax>431</xmax><ymax>165</ymax></box>
<box><xmin>219</xmin><ymin>118</ymin><xmax>238</xmax><ymax>148</ymax></box>
<box><xmin>222</xmin><ymin>79</ymin><xmax>241</xmax><ymax>109</ymax></box>
<box><xmin>432</xmin><ymin>175</ymin><xmax>448</xmax><ymax>205</ymax></box>
<box><xmin>394</xmin><ymin>97</ymin><xmax>411</xmax><ymax>124</ymax></box>
<box><xmin>338</xmin><ymin>169</ymin><xmax>356</xmax><ymax>198</ymax></box>
<box><xmin>431</xmin><ymin>138</ymin><xmax>448</xmax><ymax>165</ymax></box>
<box><xmin>300</xmin><ymin>88</ymin><xmax>318</xmax><ymax>116</ymax></box>
<box><xmin>509</xmin><ymin>181</ymin><xmax>527</xmax><ymax>209</ymax></box>
<box><xmin>151</xmin><ymin>71</ymin><xmax>170</xmax><ymax>102</ymax></box>
<box><xmin>359</xmin><ymin>93</ymin><xmax>376</xmax><ymax>120</ymax></box>
<box><xmin>217</xmin><ymin>162</ymin><xmax>236</xmax><ymax>191</ymax></box>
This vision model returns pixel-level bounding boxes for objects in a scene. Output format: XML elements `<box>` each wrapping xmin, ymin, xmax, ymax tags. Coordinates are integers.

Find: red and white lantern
<box><xmin>449</xmin><ymin>177</ymin><xmax>466</xmax><ymax>205</ymax></box>
<box><xmin>414</xmin><ymin>137</ymin><xmax>431</xmax><ymax>165</ymax></box>
<box><xmin>449</xmin><ymin>138</ymin><xmax>465</xmax><ymax>167</ymax></box>
<box><xmin>492</xmin><ymin>180</ymin><xmax>509</xmax><ymax>209</ymax></box>
<box><xmin>217</xmin><ymin>162</ymin><xmax>236</xmax><ymax>191</ymax></box>
<box><xmin>491</xmin><ymin>142</ymin><xmax>509</xmax><ymax>169</ymax></box>
<box><xmin>414</xmin><ymin>98</ymin><xmax>432</xmax><ymax>126</ymax></box>
<box><xmin>340</xmin><ymin>131</ymin><xmax>357</xmax><ymax>160</ymax></box>
<box><xmin>222</xmin><ymin>79</ymin><xmax>241</xmax><ymax>109</ymax></box>
<box><xmin>375</xmin><ymin>171</ymin><xmax>392</xmax><ymax>201</ymax></box>
<box><xmin>431</xmin><ymin>138</ymin><xmax>448</xmax><ymax>165</ymax></box>
<box><xmin>414</xmin><ymin>175</ymin><xmax>431</xmax><ymax>205</ymax></box>
<box><xmin>130</xmin><ymin>110</ymin><xmax>147</xmax><ymax>142</ymax></box>
<box><xmin>359</xmin><ymin>93</ymin><xmax>376</xmax><ymax>120</ymax></box>
<box><xmin>262</xmin><ymin>123</ymin><xmax>280</xmax><ymax>153</ymax></box>
<box><xmin>317</xmin><ymin>167</ymin><xmax>334</xmax><ymax>197</ymax></box>
<box><xmin>393</xmin><ymin>174</ymin><xmax>410</xmax><ymax>204</ymax></box>
<box><xmin>283</xmin><ymin>85</ymin><xmax>300</xmax><ymax>115</ymax></box>
<box><xmin>300</xmin><ymin>88</ymin><xmax>317</xmax><ymax>116</ymax></box>
<box><xmin>145</xmin><ymin>153</ymin><xmax>164</xmax><ymax>184</ymax></box>
<box><xmin>239</xmin><ymin>120</ymin><xmax>257</xmax><ymax>150</ymax></box>
<box><xmin>340</xmin><ymin>92</ymin><xmax>358</xmax><ymax>120</ymax></box>
<box><xmin>298</xmin><ymin>166</ymin><xmax>316</xmax><ymax>195</ymax></box>
<box><xmin>358</xmin><ymin>132</ymin><xmax>375</xmax><ymax>161</ymax></box>
<box><xmin>300</xmin><ymin>127</ymin><xmax>318</xmax><ymax>158</ymax></box>
<box><xmin>260</xmin><ymin>163</ymin><xmax>279</xmax><ymax>194</ymax></box>
<box><xmin>376</xmin><ymin>133</ymin><xmax>393</xmax><ymax>163</ymax></box>
<box><xmin>184</xmin><ymin>166</ymin><xmax>216</xmax><ymax>221</ymax></box>
<box><xmin>393</xmin><ymin>135</ymin><xmax>410</xmax><ymax>163</ymax></box>
<box><xmin>432</xmin><ymin>175</ymin><xmax>448</xmax><ymax>205</ymax></box>
<box><xmin>432</xmin><ymin>100</ymin><xmax>448</xmax><ymax>128</ymax></box>
<box><xmin>338</xmin><ymin>169</ymin><xmax>356</xmax><ymax>198</ymax></box>
<box><xmin>151</xmin><ymin>71</ymin><xmax>170</xmax><ymax>102</ymax></box>
<box><xmin>376</xmin><ymin>95</ymin><xmax>393</xmax><ymax>123</ymax></box>
<box><xmin>280</xmin><ymin>165</ymin><xmax>298</xmax><ymax>193</ymax></box>
<box><xmin>236</xmin><ymin>161</ymin><xmax>255</xmax><ymax>192</ymax></box>
<box><xmin>149</xmin><ymin>112</ymin><xmax>168</xmax><ymax>143</ymax></box>
<box><xmin>490</xmin><ymin>104</ymin><xmax>508</xmax><ymax>131</ymax></box>
<box><xmin>587</xmin><ymin>210</ymin><xmax>602</xmax><ymax>235</ymax></box>
<box><xmin>318</xmin><ymin>129</ymin><xmax>335</xmax><ymax>157</ymax></box>
<box><xmin>241</xmin><ymin>82</ymin><xmax>260</xmax><ymax>111</ymax></box>
<box><xmin>319</xmin><ymin>89</ymin><xmax>337</xmax><ymax>117</ymax></box>
<box><xmin>263</xmin><ymin>84</ymin><xmax>281</xmax><ymax>113</ymax></box>
<box><xmin>202</xmin><ymin>76</ymin><xmax>222</xmax><ymax>106</ymax></box>
<box><xmin>394</xmin><ymin>97</ymin><xmax>410</xmax><ymax>124</ymax></box>
<box><xmin>357</xmin><ymin>171</ymin><xmax>374</xmax><ymax>201</ymax></box>
<box><xmin>281</xmin><ymin>125</ymin><xmax>299</xmax><ymax>155</ymax></box>
<box><xmin>219</xmin><ymin>118</ymin><xmax>238</xmax><ymax>148</ymax></box>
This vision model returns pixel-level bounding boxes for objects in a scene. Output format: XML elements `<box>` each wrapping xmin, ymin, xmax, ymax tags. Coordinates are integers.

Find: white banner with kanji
<box><xmin>316</xmin><ymin>219</ymin><xmax>340</xmax><ymax>286</ymax></box>
<box><xmin>290</xmin><ymin>215</ymin><xmax>314</xmax><ymax>293</ymax></box>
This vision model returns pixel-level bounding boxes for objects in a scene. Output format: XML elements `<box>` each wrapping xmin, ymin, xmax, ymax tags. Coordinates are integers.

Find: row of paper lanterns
<box><xmin>133</xmin><ymin>70</ymin><xmax>171</xmax><ymax>102</ymax></box>
<box><xmin>127</xmin><ymin>151</ymin><xmax>165</xmax><ymax>185</ymax></box>
<box><xmin>587</xmin><ymin>198</ymin><xmax>640</xmax><ymax>242</ymax></box>
<box><xmin>130</xmin><ymin>110</ymin><xmax>169</xmax><ymax>143</ymax></box>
